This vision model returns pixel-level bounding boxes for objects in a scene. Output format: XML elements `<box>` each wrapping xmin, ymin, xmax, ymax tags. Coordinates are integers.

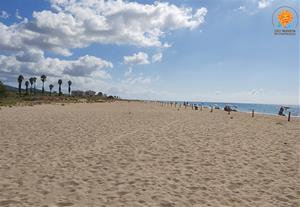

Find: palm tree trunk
<box><xmin>59</xmin><ymin>86</ymin><xmax>61</xmax><ymax>96</ymax></box>
<box><xmin>42</xmin><ymin>82</ymin><xmax>44</xmax><ymax>93</ymax></box>
<box><xmin>18</xmin><ymin>82</ymin><xmax>21</xmax><ymax>95</ymax></box>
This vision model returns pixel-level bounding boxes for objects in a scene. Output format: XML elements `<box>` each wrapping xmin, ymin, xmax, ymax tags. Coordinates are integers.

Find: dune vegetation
<box><xmin>0</xmin><ymin>75</ymin><xmax>118</xmax><ymax>107</ymax></box>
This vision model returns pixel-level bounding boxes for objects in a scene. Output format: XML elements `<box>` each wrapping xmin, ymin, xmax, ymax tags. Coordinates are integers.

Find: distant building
<box><xmin>85</xmin><ymin>90</ymin><xmax>96</xmax><ymax>96</ymax></box>
<box><xmin>72</xmin><ymin>90</ymin><xmax>84</xmax><ymax>96</ymax></box>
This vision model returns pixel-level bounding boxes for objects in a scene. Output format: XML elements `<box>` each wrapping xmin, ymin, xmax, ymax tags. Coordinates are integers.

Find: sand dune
<box><xmin>0</xmin><ymin>102</ymin><xmax>299</xmax><ymax>207</ymax></box>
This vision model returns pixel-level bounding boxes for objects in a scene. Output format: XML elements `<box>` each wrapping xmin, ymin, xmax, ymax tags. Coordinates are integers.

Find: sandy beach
<box><xmin>0</xmin><ymin>101</ymin><xmax>299</xmax><ymax>207</ymax></box>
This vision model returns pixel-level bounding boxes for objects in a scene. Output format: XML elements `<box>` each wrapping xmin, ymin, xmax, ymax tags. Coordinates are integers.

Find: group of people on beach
<box><xmin>183</xmin><ymin>102</ymin><xmax>189</xmax><ymax>106</ymax></box>
<box><xmin>278</xmin><ymin>106</ymin><xmax>288</xmax><ymax>116</ymax></box>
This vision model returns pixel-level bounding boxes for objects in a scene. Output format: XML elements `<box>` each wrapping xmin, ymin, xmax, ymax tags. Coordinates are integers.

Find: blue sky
<box><xmin>0</xmin><ymin>0</ymin><xmax>299</xmax><ymax>104</ymax></box>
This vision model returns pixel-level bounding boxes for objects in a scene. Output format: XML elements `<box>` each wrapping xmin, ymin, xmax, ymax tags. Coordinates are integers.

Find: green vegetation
<box><xmin>17</xmin><ymin>75</ymin><xmax>24</xmax><ymax>95</ymax></box>
<box><xmin>0</xmin><ymin>74</ymin><xmax>119</xmax><ymax>107</ymax></box>
<box><xmin>0</xmin><ymin>81</ymin><xmax>7</xmax><ymax>97</ymax></box>
<box><xmin>0</xmin><ymin>91</ymin><xmax>113</xmax><ymax>107</ymax></box>
<box><xmin>41</xmin><ymin>74</ymin><xmax>47</xmax><ymax>93</ymax></box>
<box><xmin>58</xmin><ymin>79</ymin><xmax>63</xmax><ymax>96</ymax></box>
<box><xmin>68</xmin><ymin>80</ymin><xmax>72</xmax><ymax>95</ymax></box>
<box><xmin>49</xmin><ymin>84</ymin><xmax>54</xmax><ymax>95</ymax></box>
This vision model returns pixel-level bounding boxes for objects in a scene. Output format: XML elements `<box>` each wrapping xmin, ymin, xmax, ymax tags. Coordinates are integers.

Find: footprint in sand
<box><xmin>49</xmin><ymin>202</ymin><xmax>74</xmax><ymax>207</ymax></box>
<box><xmin>0</xmin><ymin>200</ymin><xmax>20</xmax><ymax>206</ymax></box>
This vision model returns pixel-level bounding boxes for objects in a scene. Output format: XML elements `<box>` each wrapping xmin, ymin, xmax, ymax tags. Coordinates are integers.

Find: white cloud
<box><xmin>215</xmin><ymin>90</ymin><xmax>221</xmax><ymax>95</ymax></box>
<box><xmin>0</xmin><ymin>0</ymin><xmax>207</xmax><ymax>56</ymax></box>
<box><xmin>152</xmin><ymin>52</ymin><xmax>163</xmax><ymax>63</ymax></box>
<box><xmin>0</xmin><ymin>55</ymin><xmax>22</xmax><ymax>74</ymax></box>
<box><xmin>0</xmin><ymin>54</ymin><xmax>112</xmax><ymax>79</ymax></box>
<box><xmin>0</xmin><ymin>0</ymin><xmax>208</xmax><ymax>99</ymax></box>
<box><xmin>234</xmin><ymin>6</ymin><xmax>246</xmax><ymax>12</ymax></box>
<box><xmin>124</xmin><ymin>52</ymin><xmax>150</xmax><ymax>65</ymax></box>
<box><xmin>123</xmin><ymin>76</ymin><xmax>152</xmax><ymax>85</ymax></box>
<box><xmin>0</xmin><ymin>22</ymin><xmax>22</xmax><ymax>51</ymax></box>
<box><xmin>0</xmin><ymin>10</ymin><xmax>9</xmax><ymax>19</ymax></box>
<box><xmin>124</xmin><ymin>51</ymin><xmax>162</xmax><ymax>66</ymax></box>
<box><xmin>16</xmin><ymin>9</ymin><xmax>23</xmax><ymax>20</ymax></box>
<box><xmin>258</xmin><ymin>0</ymin><xmax>272</xmax><ymax>9</ymax></box>
<box><xmin>124</xmin><ymin>67</ymin><xmax>133</xmax><ymax>78</ymax></box>
<box><xmin>249</xmin><ymin>88</ymin><xmax>264</xmax><ymax>96</ymax></box>
<box><xmin>163</xmin><ymin>43</ymin><xmax>172</xmax><ymax>48</ymax></box>
<box><xmin>16</xmin><ymin>48</ymin><xmax>44</xmax><ymax>62</ymax></box>
<box><xmin>63</xmin><ymin>55</ymin><xmax>113</xmax><ymax>77</ymax></box>
<box><xmin>235</xmin><ymin>0</ymin><xmax>273</xmax><ymax>15</ymax></box>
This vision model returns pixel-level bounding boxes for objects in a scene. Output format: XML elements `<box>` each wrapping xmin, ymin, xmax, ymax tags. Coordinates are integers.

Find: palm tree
<box><xmin>29</xmin><ymin>77</ymin><xmax>34</xmax><ymax>94</ymax></box>
<box><xmin>0</xmin><ymin>81</ymin><xmax>7</xmax><ymax>97</ymax></box>
<box><xmin>49</xmin><ymin>84</ymin><xmax>54</xmax><ymax>95</ymax></box>
<box><xmin>68</xmin><ymin>80</ymin><xmax>72</xmax><ymax>95</ymax></box>
<box><xmin>17</xmin><ymin>75</ymin><xmax>24</xmax><ymax>95</ymax></box>
<box><xmin>33</xmin><ymin>77</ymin><xmax>37</xmax><ymax>94</ymax></box>
<box><xmin>58</xmin><ymin>79</ymin><xmax>62</xmax><ymax>96</ymax></box>
<box><xmin>41</xmin><ymin>75</ymin><xmax>47</xmax><ymax>93</ymax></box>
<box><xmin>25</xmin><ymin>81</ymin><xmax>29</xmax><ymax>95</ymax></box>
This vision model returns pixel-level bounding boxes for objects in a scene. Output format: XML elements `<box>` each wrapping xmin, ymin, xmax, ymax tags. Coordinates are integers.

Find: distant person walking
<box><xmin>278</xmin><ymin>106</ymin><xmax>285</xmax><ymax>116</ymax></box>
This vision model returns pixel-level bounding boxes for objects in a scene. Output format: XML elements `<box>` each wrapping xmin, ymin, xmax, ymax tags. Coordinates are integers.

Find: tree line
<box><xmin>17</xmin><ymin>74</ymin><xmax>72</xmax><ymax>96</ymax></box>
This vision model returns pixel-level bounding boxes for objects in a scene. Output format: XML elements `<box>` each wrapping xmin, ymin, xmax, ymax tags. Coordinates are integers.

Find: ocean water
<box><xmin>169</xmin><ymin>101</ymin><xmax>300</xmax><ymax>117</ymax></box>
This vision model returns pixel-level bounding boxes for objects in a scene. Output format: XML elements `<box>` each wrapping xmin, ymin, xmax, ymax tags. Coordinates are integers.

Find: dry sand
<box><xmin>0</xmin><ymin>101</ymin><xmax>299</xmax><ymax>207</ymax></box>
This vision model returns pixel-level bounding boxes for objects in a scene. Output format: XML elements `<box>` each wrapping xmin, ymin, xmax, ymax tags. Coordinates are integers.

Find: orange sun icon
<box><xmin>277</xmin><ymin>10</ymin><xmax>293</xmax><ymax>28</ymax></box>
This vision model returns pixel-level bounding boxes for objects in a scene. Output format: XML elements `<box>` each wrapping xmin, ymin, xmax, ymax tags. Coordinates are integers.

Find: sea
<box><xmin>165</xmin><ymin>101</ymin><xmax>300</xmax><ymax>117</ymax></box>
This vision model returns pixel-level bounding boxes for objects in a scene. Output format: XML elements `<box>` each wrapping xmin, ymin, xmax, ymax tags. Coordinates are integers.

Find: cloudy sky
<box><xmin>0</xmin><ymin>0</ymin><xmax>299</xmax><ymax>104</ymax></box>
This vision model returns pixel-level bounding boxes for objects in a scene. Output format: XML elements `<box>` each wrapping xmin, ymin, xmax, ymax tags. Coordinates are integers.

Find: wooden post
<box><xmin>210</xmin><ymin>106</ymin><xmax>213</xmax><ymax>112</ymax></box>
<box><xmin>288</xmin><ymin>112</ymin><xmax>291</xmax><ymax>122</ymax></box>
<box><xmin>228</xmin><ymin>110</ymin><xmax>230</xmax><ymax>115</ymax></box>
<box><xmin>252</xmin><ymin>109</ymin><xmax>254</xmax><ymax>117</ymax></box>
<box><xmin>200</xmin><ymin>106</ymin><xmax>203</xmax><ymax>111</ymax></box>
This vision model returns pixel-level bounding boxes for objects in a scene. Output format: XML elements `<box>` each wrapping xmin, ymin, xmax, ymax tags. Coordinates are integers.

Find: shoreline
<box><xmin>155</xmin><ymin>99</ymin><xmax>300</xmax><ymax>107</ymax></box>
<box><xmin>1</xmin><ymin>99</ymin><xmax>300</xmax><ymax>119</ymax></box>
<box><xmin>153</xmin><ymin>101</ymin><xmax>300</xmax><ymax>118</ymax></box>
